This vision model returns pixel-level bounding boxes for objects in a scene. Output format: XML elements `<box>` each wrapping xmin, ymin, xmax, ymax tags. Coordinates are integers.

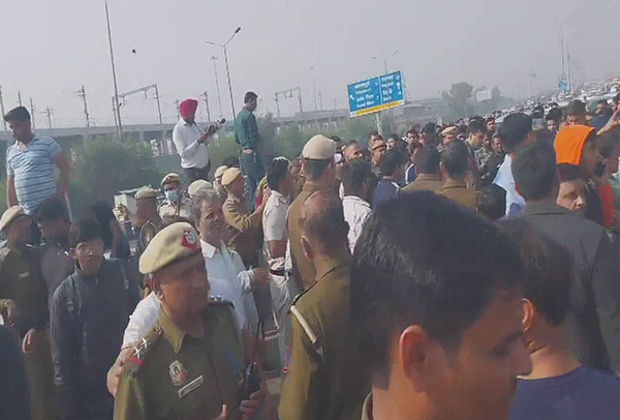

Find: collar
<box><xmin>343</xmin><ymin>195</ymin><xmax>371</xmax><ymax>208</ymax></box>
<box><xmin>314</xmin><ymin>255</ymin><xmax>351</xmax><ymax>282</ymax></box>
<box><xmin>523</xmin><ymin>199</ymin><xmax>575</xmax><ymax>217</ymax></box>
<box><xmin>157</xmin><ymin>305</ymin><xmax>220</xmax><ymax>354</ymax></box>
<box><xmin>200</xmin><ymin>239</ymin><xmax>222</xmax><ymax>259</ymax></box>
<box><xmin>361</xmin><ymin>393</ymin><xmax>373</xmax><ymax>420</ymax></box>
<box><xmin>7</xmin><ymin>242</ymin><xmax>30</xmax><ymax>258</ymax></box>
<box><xmin>180</xmin><ymin>118</ymin><xmax>194</xmax><ymax>127</ymax></box>
<box><xmin>415</xmin><ymin>173</ymin><xmax>442</xmax><ymax>182</ymax></box>
<box><xmin>270</xmin><ymin>189</ymin><xmax>288</xmax><ymax>205</ymax></box>
<box><xmin>441</xmin><ymin>178</ymin><xmax>467</xmax><ymax>189</ymax></box>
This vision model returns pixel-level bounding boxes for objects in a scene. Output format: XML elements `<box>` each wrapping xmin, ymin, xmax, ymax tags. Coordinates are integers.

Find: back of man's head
<box><xmin>440</xmin><ymin>139</ymin><xmax>469</xmax><ymax>178</ymax></box>
<box><xmin>466</xmin><ymin>120</ymin><xmax>485</xmax><ymax>138</ymax></box>
<box><xmin>498</xmin><ymin>113</ymin><xmax>533</xmax><ymax>154</ymax></box>
<box><xmin>351</xmin><ymin>191</ymin><xmax>524</xmax><ymax>389</ymax></box>
<box><xmin>497</xmin><ymin>218</ymin><xmax>571</xmax><ymax>327</ymax></box>
<box><xmin>380</xmin><ymin>149</ymin><xmax>404</xmax><ymax>177</ymax></box>
<box><xmin>476</xmin><ymin>184</ymin><xmax>506</xmax><ymax>221</ymax></box>
<box><xmin>566</xmin><ymin>99</ymin><xmax>586</xmax><ymax>117</ymax></box>
<box><xmin>35</xmin><ymin>196</ymin><xmax>69</xmax><ymax>224</ymax></box>
<box><xmin>301</xmin><ymin>191</ymin><xmax>348</xmax><ymax>255</ymax></box>
<box><xmin>266</xmin><ymin>157</ymin><xmax>290</xmax><ymax>191</ymax></box>
<box><xmin>3</xmin><ymin>106</ymin><xmax>30</xmax><ymax>123</ymax></box>
<box><xmin>244</xmin><ymin>91</ymin><xmax>258</xmax><ymax>103</ymax></box>
<box><xmin>512</xmin><ymin>140</ymin><xmax>557</xmax><ymax>201</ymax></box>
<box><xmin>414</xmin><ymin>146</ymin><xmax>440</xmax><ymax>175</ymax></box>
<box><xmin>343</xmin><ymin>159</ymin><xmax>372</xmax><ymax>197</ymax></box>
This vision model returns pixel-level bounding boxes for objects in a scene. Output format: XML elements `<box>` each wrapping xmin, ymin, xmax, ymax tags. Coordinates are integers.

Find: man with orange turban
<box><xmin>554</xmin><ymin>125</ymin><xmax>605</xmax><ymax>225</ymax></box>
<box><xmin>172</xmin><ymin>99</ymin><xmax>218</xmax><ymax>182</ymax></box>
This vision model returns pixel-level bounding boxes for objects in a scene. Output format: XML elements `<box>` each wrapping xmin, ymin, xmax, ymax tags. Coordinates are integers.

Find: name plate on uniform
<box><xmin>178</xmin><ymin>375</ymin><xmax>204</xmax><ymax>399</ymax></box>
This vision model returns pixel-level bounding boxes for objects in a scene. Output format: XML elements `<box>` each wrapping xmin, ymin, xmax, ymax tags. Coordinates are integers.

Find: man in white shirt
<box><xmin>172</xmin><ymin>99</ymin><xmax>217</xmax><ymax>182</ymax></box>
<box><xmin>342</xmin><ymin>159</ymin><xmax>373</xmax><ymax>253</ymax></box>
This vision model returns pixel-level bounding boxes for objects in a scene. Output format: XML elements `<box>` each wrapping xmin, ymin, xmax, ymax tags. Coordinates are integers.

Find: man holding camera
<box><xmin>172</xmin><ymin>99</ymin><xmax>219</xmax><ymax>182</ymax></box>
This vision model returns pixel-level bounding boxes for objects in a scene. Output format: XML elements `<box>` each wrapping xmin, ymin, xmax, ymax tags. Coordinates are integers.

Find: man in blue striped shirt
<box><xmin>3</xmin><ymin>107</ymin><xmax>70</xmax><ymax>217</ymax></box>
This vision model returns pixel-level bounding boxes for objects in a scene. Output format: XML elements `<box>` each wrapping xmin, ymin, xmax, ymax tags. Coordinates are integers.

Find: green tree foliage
<box><xmin>442</xmin><ymin>82</ymin><xmax>475</xmax><ymax>121</ymax></box>
<box><xmin>68</xmin><ymin>137</ymin><xmax>162</xmax><ymax>216</ymax></box>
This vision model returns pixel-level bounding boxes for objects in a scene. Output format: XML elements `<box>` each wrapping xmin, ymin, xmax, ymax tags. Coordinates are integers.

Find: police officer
<box><xmin>129</xmin><ymin>187</ymin><xmax>162</xmax><ymax>255</ymax></box>
<box><xmin>113</xmin><ymin>222</ymin><xmax>264</xmax><ymax>420</ymax></box>
<box><xmin>187</xmin><ymin>179</ymin><xmax>213</xmax><ymax>200</ymax></box>
<box><xmin>279</xmin><ymin>191</ymin><xmax>367</xmax><ymax>420</ymax></box>
<box><xmin>0</xmin><ymin>207</ymin><xmax>56</xmax><ymax>420</ymax></box>
<box><xmin>159</xmin><ymin>173</ymin><xmax>191</xmax><ymax>219</ymax></box>
<box><xmin>287</xmin><ymin>134</ymin><xmax>337</xmax><ymax>291</ymax></box>
<box><xmin>221</xmin><ymin>167</ymin><xmax>268</xmax><ymax>268</ymax></box>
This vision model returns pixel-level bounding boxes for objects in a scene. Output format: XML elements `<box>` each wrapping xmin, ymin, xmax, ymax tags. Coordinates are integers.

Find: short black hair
<box><xmin>344</xmin><ymin>139</ymin><xmax>360</xmax><ymax>149</ymax></box>
<box><xmin>597</xmin><ymin>131</ymin><xmax>620</xmax><ymax>159</ymax></box>
<box><xmin>301</xmin><ymin>191</ymin><xmax>348</xmax><ymax>254</ymax></box>
<box><xmin>414</xmin><ymin>146</ymin><xmax>440</xmax><ymax>174</ymax></box>
<box><xmin>342</xmin><ymin>158</ymin><xmax>372</xmax><ymax>196</ymax></box>
<box><xmin>244</xmin><ymin>91</ymin><xmax>258</xmax><ymax>103</ymax></box>
<box><xmin>497</xmin><ymin>218</ymin><xmax>571</xmax><ymax>326</ymax></box>
<box><xmin>304</xmin><ymin>159</ymin><xmax>332</xmax><ymax>181</ymax></box>
<box><xmin>351</xmin><ymin>191</ymin><xmax>524</xmax><ymax>387</ymax></box>
<box><xmin>266</xmin><ymin>157</ymin><xmax>290</xmax><ymax>191</ymax></box>
<box><xmin>380</xmin><ymin>149</ymin><xmax>404</xmax><ymax>177</ymax></box>
<box><xmin>466</xmin><ymin>120</ymin><xmax>485</xmax><ymax>137</ymax></box>
<box><xmin>35</xmin><ymin>196</ymin><xmax>69</xmax><ymax>224</ymax></box>
<box><xmin>3</xmin><ymin>106</ymin><xmax>30</xmax><ymax>123</ymax></box>
<box><xmin>406</xmin><ymin>128</ymin><xmax>418</xmax><ymax>136</ymax></box>
<box><xmin>546</xmin><ymin>108</ymin><xmax>563</xmax><ymax>123</ymax></box>
<box><xmin>421</xmin><ymin>122</ymin><xmax>436</xmax><ymax>135</ymax></box>
<box><xmin>476</xmin><ymin>184</ymin><xmax>506</xmax><ymax>221</ymax></box>
<box><xmin>387</xmin><ymin>133</ymin><xmax>400</xmax><ymax>142</ymax></box>
<box><xmin>440</xmin><ymin>139</ymin><xmax>469</xmax><ymax>177</ymax></box>
<box><xmin>330</xmin><ymin>135</ymin><xmax>342</xmax><ymax>145</ymax></box>
<box><xmin>498</xmin><ymin>113</ymin><xmax>532</xmax><ymax>153</ymax></box>
<box><xmin>566</xmin><ymin>99</ymin><xmax>586</xmax><ymax>117</ymax></box>
<box><xmin>512</xmin><ymin>140</ymin><xmax>556</xmax><ymax>201</ymax></box>
<box><xmin>223</xmin><ymin>155</ymin><xmax>240</xmax><ymax>168</ymax></box>
<box><xmin>557</xmin><ymin>163</ymin><xmax>584</xmax><ymax>183</ymax></box>
<box><xmin>69</xmin><ymin>219</ymin><xmax>102</xmax><ymax>248</ymax></box>
<box><xmin>486</xmin><ymin>116</ymin><xmax>496</xmax><ymax>123</ymax></box>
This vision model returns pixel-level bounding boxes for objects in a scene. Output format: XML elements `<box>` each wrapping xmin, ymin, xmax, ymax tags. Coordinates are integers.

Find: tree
<box><xmin>68</xmin><ymin>137</ymin><xmax>162</xmax><ymax>217</ymax></box>
<box><xmin>442</xmin><ymin>82</ymin><xmax>474</xmax><ymax>121</ymax></box>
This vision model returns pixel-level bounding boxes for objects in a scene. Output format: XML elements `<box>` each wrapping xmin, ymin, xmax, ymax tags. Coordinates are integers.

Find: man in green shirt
<box><xmin>234</xmin><ymin>91</ymin><xmax>263</xmax><ymax>211</ymax></box>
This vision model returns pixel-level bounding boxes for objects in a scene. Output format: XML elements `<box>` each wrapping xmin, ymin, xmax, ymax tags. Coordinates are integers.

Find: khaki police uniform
<box><xmin>221</xmin><ymin>168</ymin><xmax>261</xmax><ymax>268</ymax></box>
<box><xmin>113</xmin><ymin>222</ymin><xmax>248</xmax><ymax>420</ymax></box>
<box><xmin>0</xmin><ymin>207</ymin><xmax>56</xmax><ymax>420</ymax></box>
<box><xmin>159</xmin><ymin>173</ymin><xmax>192</xmax><ymax>219</ymax></box>
<box><xmin>439</xmin><ymin>178</ymin><xmax>477</xmax><ymax>210</ymax></box>
<box><xmin>287</xmin><ymin>135</ymin><xmax>337</xmax><ymax>291</ymax></box>
<box><xmin>279</xmin><ymin>257</ymin><xmax>367</xmax><ymax>420</ymax></box>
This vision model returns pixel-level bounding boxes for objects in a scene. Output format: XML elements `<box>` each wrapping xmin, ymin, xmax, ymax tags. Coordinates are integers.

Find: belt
<box><xmin>270</xmin><ymin>268</ymin><xmax>285</xmax><ymax>277</ymax></box>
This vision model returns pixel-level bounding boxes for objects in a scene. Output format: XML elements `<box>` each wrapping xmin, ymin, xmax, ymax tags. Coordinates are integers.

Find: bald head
<box><xmin>301</xmin><ymin>191</ymin><xmax>348</xmax><ymax>254</ymax></box>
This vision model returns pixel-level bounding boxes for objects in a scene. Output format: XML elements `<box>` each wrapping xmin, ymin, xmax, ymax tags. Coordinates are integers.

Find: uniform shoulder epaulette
<box><xmin>209</xmin><ymin>295</ymin><xmax>234</xmax><ymax>307</ymax></box>
<box><xmin>124</xmin><ymin>325</ymin><xmax>163</xmax><ymax>374</ymax></box>
<box><xmin>290</xmin><ymin>300</ymin><xmax>323</xmax><ymax>360</ymax></box>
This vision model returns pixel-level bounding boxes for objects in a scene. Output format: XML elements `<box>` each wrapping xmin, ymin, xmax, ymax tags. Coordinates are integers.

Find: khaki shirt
<box><xmin>0</xmin><ymin>245</ymin><xmax>48</xmax><ymax>335</ymax></box>
<box><xmin>159</xmin><ymin>197</ymin><xmax>191</xmax><ymax>219</ymax></box>
<box><xmin>439</xmin><ymin>178</ymin><xmax>477</xmax><ymax>210</ymax></box>
<box><xmin>402</xmin><ymin>173</ymin><xmax>444</xmax><ymax>193</ymax></box>
<box><xmin>114</xmin><ymin>300</ymin><xmax>245</xmax><ymax>420</ymax></box>
<box><xmin>222</xmin><ymin>194</ymin><xmax>260</xmax><ymax>268</ymax></box>
<box><xmin>287</xmin><ymin>183</ymin><xmax>321</xmax><ymax>290</ymax></box>
<box><xmin>279</xmin><ymin>257</ymin><xmax>368</xmax><ymax>420</ymax></box>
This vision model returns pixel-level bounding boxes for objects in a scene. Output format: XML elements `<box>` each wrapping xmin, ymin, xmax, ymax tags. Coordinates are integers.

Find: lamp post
<box><xmin>207</xmin><ymin>27</ymin><xmax>241</xmax><ymax>122</ymax></box>
<box><xmin>104</xmin><ymin>0</ymin><xmax>123</xmax><ymax>141</ymax></box>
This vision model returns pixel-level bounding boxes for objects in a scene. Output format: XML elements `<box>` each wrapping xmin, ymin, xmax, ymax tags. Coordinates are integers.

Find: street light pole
<box><xmin>104</xmin><ymin>0</ymin><xmax>123</xmax><ymax>141</ymax></box>
<box><xmin>207</xmin><ymin>27</ymin><xmax>241</xmax><ymax>122</ymax></box>
<box><xmin>211</xmin><ymin>56</ymin><xmax>224</xmax><ymax>118</ymax></box>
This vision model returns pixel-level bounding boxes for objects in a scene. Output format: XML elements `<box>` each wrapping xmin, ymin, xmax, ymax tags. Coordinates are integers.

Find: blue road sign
<box><xmin>347</xmin><ymin>70</ymin><xmax>405</xmax><ymax>117</ymax></box>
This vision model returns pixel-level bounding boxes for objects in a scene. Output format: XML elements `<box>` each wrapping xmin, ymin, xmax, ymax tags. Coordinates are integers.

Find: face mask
<box><xmin>165</xmin><ymin>189</ymin><xmax>179</xmax><ymax>203</ymax></box>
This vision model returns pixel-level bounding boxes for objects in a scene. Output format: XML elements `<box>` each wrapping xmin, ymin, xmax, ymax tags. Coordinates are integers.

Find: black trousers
<box><xmin>184</xmin><ymin>161</ymin><xmax>211</xmax><ymax>182</ymax></box>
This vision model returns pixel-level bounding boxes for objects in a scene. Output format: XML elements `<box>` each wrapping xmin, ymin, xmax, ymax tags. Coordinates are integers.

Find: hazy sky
<box><xmin>1</xmin><ymin>0</ymin><xmax>619</xmax><ymax>128</ymax></box>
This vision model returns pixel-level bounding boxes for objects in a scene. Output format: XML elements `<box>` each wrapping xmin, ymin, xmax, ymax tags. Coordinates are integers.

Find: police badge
<box><xmin>169</xmin><ymin>360</ymin><xmax>188</xmax><ymax>387</ymax></box>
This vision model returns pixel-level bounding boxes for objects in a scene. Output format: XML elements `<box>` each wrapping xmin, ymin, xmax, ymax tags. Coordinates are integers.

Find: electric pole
<box><xmin>211</xmin><ymin>56</ymin><xmax>224</xmax><ymax>118</ymax></box>
<box><xmin>274</xmin><ymin>87</ymin><xmax>304</xmax><ymax>118</ymax></box>
<box><xmin>42</xmin><ymin>106</ymin><xmax>53</xmax><ymax>130</ymax></box>
<box><xmin>104</xmin><ymin>0</ymin><xmax>123</xmax><ymax>141</ymax></box>
<box><xmin>175</xmin><ymin>100</ymin><xmax>181</xmax><ymax>119</ymax></box>
<box><xmin>17</xmin><ymin>91</ymin><xmax>22</xmax><ymax>107</ymax></box>
<box><xmin>201</xmin><ymin>91</ymin><xmax>212</xmax><ymax>122</ymax></box>
<box><xmin>0</xmin><ymin>85</ymin><xmax>6</xmax><ymax>130</ymax></box>
<box><xmin>76</xmin><ymin>85</ymin><xmax>90</xmax><ymax>127</ymax></box>
<box><xmin>29</xmin><ymin>98</ymin><xmax>36</xmax><ymax>130</ymax></box>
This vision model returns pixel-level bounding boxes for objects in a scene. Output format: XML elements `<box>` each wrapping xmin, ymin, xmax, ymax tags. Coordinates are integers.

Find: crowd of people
<box><xmin>1</xmin><ymin>89</ymin><xmax>620</xmax><ymax>420</ymax></box>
